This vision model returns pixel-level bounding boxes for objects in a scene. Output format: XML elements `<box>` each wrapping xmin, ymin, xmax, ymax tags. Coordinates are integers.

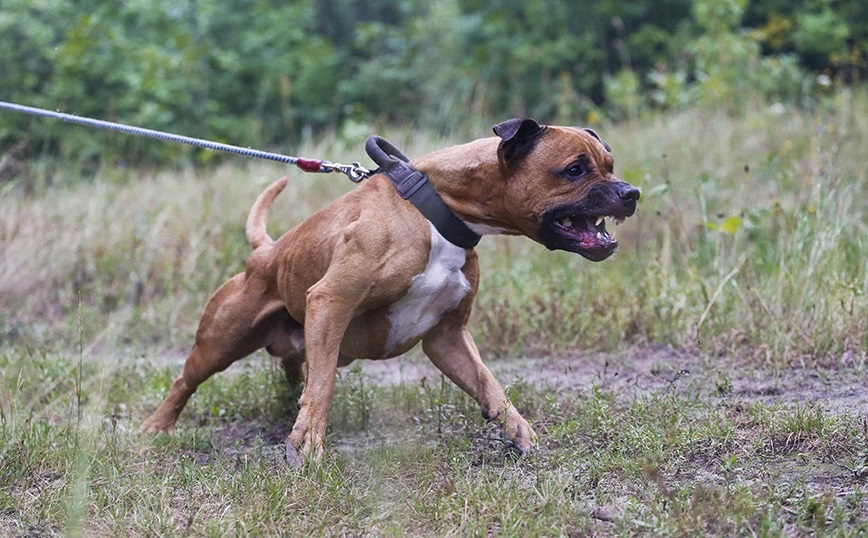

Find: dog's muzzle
<box><xmin>538</xmin><ymin>181</ymin><xmax>640</xmax><ymax>261</ymax></box>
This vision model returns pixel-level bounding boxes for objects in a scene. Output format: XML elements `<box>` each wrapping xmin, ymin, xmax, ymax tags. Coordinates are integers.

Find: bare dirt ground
<box><xmin>142</xmin><ymin>342</ymin><xmax>868</xmax><ymax>458</ymax></box>
<box><xmin>195</xmin><ymin>342</ymin><xmax>868</xmax><ymax>459</ymax></box>
<box><xmin>352</xmin><ymin>345</ymin><xmax>868</xmax><ymax>415</ymax></box>
<box><xmin>146</xmin><ymin>345</ymin><xmax>868</xmax><ymax>445</ymax></box>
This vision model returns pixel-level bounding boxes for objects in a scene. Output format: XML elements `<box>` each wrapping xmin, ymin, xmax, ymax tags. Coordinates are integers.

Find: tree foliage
<box><xmin>0</xmin><ymin>0</ymin><xmax>865</xmax><ymax>164</ymax></box>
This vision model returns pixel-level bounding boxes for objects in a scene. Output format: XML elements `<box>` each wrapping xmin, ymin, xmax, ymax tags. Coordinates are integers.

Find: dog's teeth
<box><xmin>596</xmin><ymin>232</ymin><xmax>603</xmax><ymax>239</ymax></box>
<box><xmin>595</xmin><ymin>216</ymin><xmax>604</xmax><ymax>227</ymax></box>
<box><xmin>562</xmin><ymin>217</ymin><xmax>573</xmax><ymax>227</ymax></box>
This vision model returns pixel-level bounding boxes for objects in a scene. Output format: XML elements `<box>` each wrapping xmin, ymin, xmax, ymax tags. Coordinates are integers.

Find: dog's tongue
<box><xmin>579</xmin><ymin>229</ymin><xmax>614</xmax><ymax>249</ymax></box>
<box><xmin>558</xmin><ymin>216</ymin><xmax>615</xmax><ymax>249</ymax></box>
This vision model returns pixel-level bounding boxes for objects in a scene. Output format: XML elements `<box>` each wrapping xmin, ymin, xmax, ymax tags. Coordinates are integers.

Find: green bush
<box><xmin>0</xmin><ymin>0</ymin><xmax>866</xmax><ymax>167</ymax></box>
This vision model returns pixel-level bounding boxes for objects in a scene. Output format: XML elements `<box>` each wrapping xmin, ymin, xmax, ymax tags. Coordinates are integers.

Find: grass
<box><xmin>2</xmin><ymin>349</ymin><xmax>867</xmax><ymax>536</ymax></box>
<box><xmin>1</xmin><ymin>94</ymin><xmax>867</xmax><ymax>535</ymax></box>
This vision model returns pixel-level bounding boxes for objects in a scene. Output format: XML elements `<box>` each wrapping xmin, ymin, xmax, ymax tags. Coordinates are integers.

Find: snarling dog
<box><xmin>140</xmin><ymin>118</ymin><xmax>640</xmax><ymax>464</ymax></box>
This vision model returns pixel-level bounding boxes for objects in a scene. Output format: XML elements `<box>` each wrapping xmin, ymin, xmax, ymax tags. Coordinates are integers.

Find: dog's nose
<box><xmin>618</xmin><ymin>183</ymin><xmax>641</xmax><ymax>202</ymax></box>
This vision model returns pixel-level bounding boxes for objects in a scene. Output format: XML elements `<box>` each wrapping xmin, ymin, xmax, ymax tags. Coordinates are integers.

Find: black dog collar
<box><xmin>365</xmin><ymin>136</ymin><xmax>481</xmax><ymax>249</ymax></box>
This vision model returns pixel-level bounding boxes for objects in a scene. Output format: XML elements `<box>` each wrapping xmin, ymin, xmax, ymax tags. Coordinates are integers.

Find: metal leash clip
<box><xmin>323</xmin><ymin>161</ymin><xmax>372</xmax><ymax>183</ymax></box>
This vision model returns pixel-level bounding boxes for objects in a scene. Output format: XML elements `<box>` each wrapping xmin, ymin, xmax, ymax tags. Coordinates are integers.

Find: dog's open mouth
<box><xmin>539</xmin><ymin>210</ymin><xmax>632</xmax><ymax>261</ymax></box>
<box><xmin>552</xmin><ymin>214</ymin><xmax>624</xmax><ymax>261</ymax></box>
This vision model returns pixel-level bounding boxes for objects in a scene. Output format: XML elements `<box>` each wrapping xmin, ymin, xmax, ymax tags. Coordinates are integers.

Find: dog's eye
<box><xmin>564</xmin><ymin>160</ymin><xmax>588</xmax><ymax>179</ymax></box>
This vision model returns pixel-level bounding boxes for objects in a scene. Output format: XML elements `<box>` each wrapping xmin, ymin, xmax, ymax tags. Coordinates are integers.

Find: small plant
<box><xmin>720</xmin><ymin>452</ymin><xmax>739</xmax><ymax>476</ymax></box>
<box><xmin>343</xmin><ymin>363</ymin><xmax>374</xmax><ymax>434</ymax></box>
<box><xmin>778</xmin><ymin>405</ymin><xmax>831</xmax><ymax>441</ymax></box>
<box><xmin>715</xmin><ymin>373</ymin><xmax>733</xmax><ymax>396</ymax></box>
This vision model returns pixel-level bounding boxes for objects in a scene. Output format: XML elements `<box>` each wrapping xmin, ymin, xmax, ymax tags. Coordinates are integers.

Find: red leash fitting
<box><xmin>295</xmin><ymin>158</ymin><xmax>324</xmax><ymax>173</ymax></box>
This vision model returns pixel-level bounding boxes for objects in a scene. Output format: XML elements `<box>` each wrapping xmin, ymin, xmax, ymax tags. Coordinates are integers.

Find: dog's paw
<box><xmin>504</xmin><ymin>409</ymin><xmax>537</xmax><ymax>456</ymax></box>
<box><xmin>138</xmin><ymin>414</ymin><xmax>176</xmax><ymax>434</ymax></box>
<box><xmin>285</xmin><ymin>440</ymin><xmax>303</xmax><ymax>469</ymax></box>
<box><xmin>286</xmin><ymin>407</ymin><xmax>327</xmax><ymax>467</ymax></box>
<box><xmin>284</xmin><ymin>436</ymin><xmax>325</xmax><ymax>468</ymax></box>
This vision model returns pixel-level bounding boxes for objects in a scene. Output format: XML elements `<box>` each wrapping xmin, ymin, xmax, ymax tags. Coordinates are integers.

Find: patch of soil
<box><xmin>355</xmin><ymin>344</ymin><xmax>868</xmax><ymax>415</ymax></box>
<box><xmin>209</xmin><ymin>419</ymin><xmax>292</xmax><ymax>450</ymax></box>
<box><xmin>146</xmin><ymin>344</ymin><xmax>868</xmax><ymax>419</ymax></box>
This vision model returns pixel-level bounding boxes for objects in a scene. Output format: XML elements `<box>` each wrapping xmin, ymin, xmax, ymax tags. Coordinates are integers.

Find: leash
<box><xmin>1</xmin><ymin>100</ymin><xmax>480</xmax><ymax>248</ymax></box>
<box><xmin>0</xmin><ymin>100</ymin><xmax>371</xmax><ymax>183</ymax></box>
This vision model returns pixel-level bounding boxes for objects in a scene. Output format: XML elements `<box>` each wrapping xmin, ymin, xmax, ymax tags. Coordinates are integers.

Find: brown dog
<box><xmin>140</xmin><ymin>118</ymin><xmax>639</xmax><ymax>464</ymax></box>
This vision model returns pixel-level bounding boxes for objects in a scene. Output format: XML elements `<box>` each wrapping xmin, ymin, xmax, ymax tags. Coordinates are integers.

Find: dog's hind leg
<box><xmin>266</xmin><ymin>316</ymin><xmax>357</xmax><ymax>387</ymax></box>
<box><xmin>140</xmin><ymin>272</ymin><xmax>283</xmax><ymax>433</ymax></box>
<box><xmin>279</xmin><ymin>353</ymin><xmax>307</xmax><ymax>387</ymax></box>
<box><xmin>262</xmin><ymin>303</ymin><xmax>351</xmax><ymax>388</ymax></box>
<box><xmin>263</xmin><ymin>315</ymin><xmax>307</xmax><ymax>386</ymax></box>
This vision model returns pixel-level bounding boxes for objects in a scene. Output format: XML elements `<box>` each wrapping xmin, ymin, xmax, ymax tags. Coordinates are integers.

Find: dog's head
<box><xmin>492</xmin><ymin>118</ymin><xmax>639</xmax><ymax>262</ymax></box>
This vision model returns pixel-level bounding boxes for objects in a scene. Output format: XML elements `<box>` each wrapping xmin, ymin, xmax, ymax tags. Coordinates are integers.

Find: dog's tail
<box><xmin>246</xmin><ymin>177</ymin><xmax>289</xmax><ymax>250</ymax></box>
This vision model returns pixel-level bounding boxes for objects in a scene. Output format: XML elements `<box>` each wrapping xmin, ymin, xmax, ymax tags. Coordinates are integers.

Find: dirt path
<box><xmin>353</xmin><ymin>345</ymin><xmax>868</xmax><ymax>415</ymax></box>
<box><xmin>147</xmin><ymin>343</ymin><xmax>868</xmax><ymax>415</ymax></box>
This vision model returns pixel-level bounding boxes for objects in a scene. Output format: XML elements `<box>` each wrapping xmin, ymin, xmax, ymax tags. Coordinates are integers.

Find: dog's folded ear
<box><xmin>492</xmin><ymin>118</ymin><xmax>544</xmax><ymax>141</ymax></box>
<box><xmin>582</xmin><ymin>127</ymin><xmax>612</xmax><ymax>152</ymax></box>
<box><xmin>493</xmin><ymin>118</ymin><xmax>546</xmax><ymax>168</ymax></box>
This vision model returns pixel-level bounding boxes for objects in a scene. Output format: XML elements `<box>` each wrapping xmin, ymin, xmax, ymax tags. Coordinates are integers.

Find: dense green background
<box><xmin>1</xmin><ymin>0</ymin><xmax>865</xmax><ymax>165</ymax></box>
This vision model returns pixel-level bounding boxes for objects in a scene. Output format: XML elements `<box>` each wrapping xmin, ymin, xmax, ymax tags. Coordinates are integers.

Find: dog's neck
<box><xmin>412</xmin><ymin>137</ymin><xmax>519</xmax><ymax>237</ymax></box>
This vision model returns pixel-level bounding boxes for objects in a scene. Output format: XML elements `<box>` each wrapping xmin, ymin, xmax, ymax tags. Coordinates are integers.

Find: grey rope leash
<box><xmin>0</xmin><ymin>100</ymin><xmax>371</xmax><ymax>182</ymax></box>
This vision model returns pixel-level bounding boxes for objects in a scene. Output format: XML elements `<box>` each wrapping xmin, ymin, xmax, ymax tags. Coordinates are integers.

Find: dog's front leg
<box><xmin>285</xmin><ymin>280</ymin><xmax>357</xmax><ymax>466</ymax></box>
<box><xmin>422</xmin><ymin>320</ymin><xmax>537</xmax><ymax>455</ymax></box>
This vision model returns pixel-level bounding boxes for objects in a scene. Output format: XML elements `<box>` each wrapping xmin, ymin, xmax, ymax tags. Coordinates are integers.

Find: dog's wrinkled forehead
<box><xmin>550</xmin><ymin>125</ymin><xmax>616</xmax><ymax>175</ymax></box>
<box><xmin>555</xmin><ymin>125</ymin><xmax>613</xmax><ymax>155</ymax></box>
<box><xmin>542</xmin><ymin>125</ymin><xmax>615</xmax><ymax>165</ymax></box>
<box><xmin>580</xmin><ymin>128</ymin><xmax>612</xmax><ymax>153</ymax></box>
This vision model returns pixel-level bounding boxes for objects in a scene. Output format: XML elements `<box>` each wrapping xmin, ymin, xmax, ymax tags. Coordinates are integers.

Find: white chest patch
<box><xmin>385</xmin><ymin>223</ymin><xmax>471</xmax><ymax>353</ymax></box>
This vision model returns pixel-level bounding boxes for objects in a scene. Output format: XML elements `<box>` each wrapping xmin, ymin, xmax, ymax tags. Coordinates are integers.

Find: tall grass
<box><xmin>1</xmin><ymin>95</ymin><xmax>865</xmax><ymax>365</ymax></box>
